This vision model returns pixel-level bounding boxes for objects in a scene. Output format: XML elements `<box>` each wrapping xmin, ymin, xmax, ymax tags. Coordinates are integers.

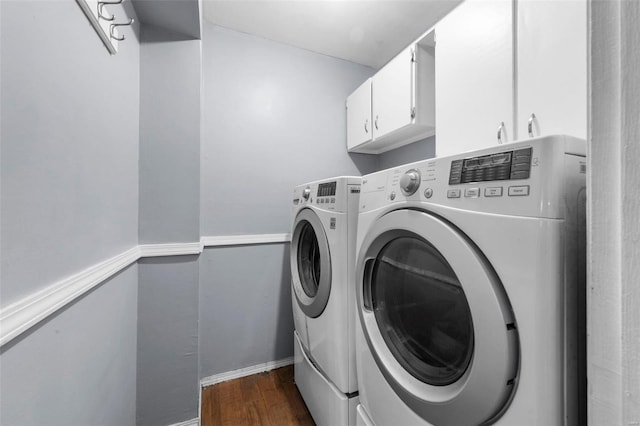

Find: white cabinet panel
<box><xmin>346</xmin><ymin>79</ymin><xmax>372</xmax><ymax>151</ymax></box>
<box><xmin>372</xmin><ymin>46</ymin><xmax>414</xmax><ymax>140</ymax></box>
<box><xmin>347</xmin><ymin>35</ymin><xmax>435</xmax><ymax>154</ymax></box>
<box><xmin>517</xmin><ymin>0</ymin><xmax>587</xmax><ymax>140</ymax></box>
<box><xmin>435</xmin><ymin>0</ymin><xmax>515</xmax><ymax>157</ymax></box>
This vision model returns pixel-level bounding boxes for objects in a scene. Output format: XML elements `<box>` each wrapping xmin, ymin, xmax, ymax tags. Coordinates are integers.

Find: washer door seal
<box><xmin>357</xmin><ymin>209</ymin><xmax>519</xmax><ymax>426</ymax></box>
<box><xmin>291</xmin><ymin>208</ymin><xmax>332</xmax><ymax>318</ymax></box>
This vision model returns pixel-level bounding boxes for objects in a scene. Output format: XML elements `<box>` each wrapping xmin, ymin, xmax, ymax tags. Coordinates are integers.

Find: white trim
<box><xmin>198</xmin><ymin>380</ymin><xmax>202</xmax><ymax>426</ymax></box>
<box><xmin>588</xmin><ymin>1</ymin><xmax>640</xmax><ymax>423</ymax></box>
<box><xmin>0</xmin><ymin>246</ymin><xmax>140</xmax><ymax>347</ymax></box>
<box><xmin>139</xmin><ymin>242</ymin><xmax>203</xmax><ymax>258</ymax></box>
<box><xmin>0</xmin><ymin>235</ymin><xmax>290</xmax><ymax>347</ymax></box>
<box><xmin>201</xmin><ymin>233</ymin><xmax>291</xmax><ymax>248</ymax></box>
<box><xmin>167</xmin><ymin>418</ymin><xmax>199</xmax><ymax>426</ymax></box>
<box><xmin>200</xmin><ymin>357</ymin><xmax>294</xmax><ymax>388</ymax></box>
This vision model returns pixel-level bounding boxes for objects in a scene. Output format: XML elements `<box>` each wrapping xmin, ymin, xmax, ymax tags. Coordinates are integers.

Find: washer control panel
<box><xmin>294</xmin><ymin>178</ymin><xmax>362</xmax><ymax>213</ymax></box>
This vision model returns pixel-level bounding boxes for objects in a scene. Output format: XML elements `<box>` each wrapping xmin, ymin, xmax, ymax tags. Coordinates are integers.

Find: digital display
<box><xmin>449</xmin><ymin>148</ymin><xmax>532</xmax><ymax>185</ymax></box>
<box><xmin>317</xmin><ymin>182</ymin><xmax>337</xmax><ymax>197</ymax></box>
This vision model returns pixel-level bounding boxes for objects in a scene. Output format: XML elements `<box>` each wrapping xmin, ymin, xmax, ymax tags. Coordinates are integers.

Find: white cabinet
<box><xmin>371</xmin><ymin>46</ymin><xmax>416</xmax><ymax>141</ymax></box>
<box><xmin>517</xmin><ymin>0</ymin><xmax>587</xmax><ymax>140</ymax></box>
<box><xmin>435</xmin><ymin>0</ymin><xmax>587</xmax><ymax>157</ymax></box>
<box><xmin>346</xmin><ymin>79</ymin><xmax>372</xmax><ymax>150</ymax></box>
<box><xmin>347</xmin><ymin>35</ymin><xmax>435</xmax><ymax>154</ymax></box>
<box><xmin>435</xmin><ymin>0</ymin><xmax>514</xmax><ymax>157</ymax></box>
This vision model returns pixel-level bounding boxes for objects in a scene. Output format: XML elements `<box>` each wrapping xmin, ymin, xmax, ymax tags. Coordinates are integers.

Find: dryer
<box><xmin>354</xmin><ymin>135</ymin><xmax>586</xmax><ymax>426</ymax></box>
<box><xmin>291</xmin><ymin>176</ymin><xmax>361</xmax><ymax>426</ymax></box>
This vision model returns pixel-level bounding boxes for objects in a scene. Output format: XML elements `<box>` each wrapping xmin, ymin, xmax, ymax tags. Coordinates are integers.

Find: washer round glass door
<box><xmin>291</xmin><ymin>208</ymin><xmax>332</xmax><ymax>318</ymax></box>
<box><xmin>370</xmin><ymin>236</ymin><xmax>474</xmax><ymax>387</ymax></box>
<box><xmin>357</xmin><ymin>209</ymin><xmax>519</xmax><ymax>426</ymax></box>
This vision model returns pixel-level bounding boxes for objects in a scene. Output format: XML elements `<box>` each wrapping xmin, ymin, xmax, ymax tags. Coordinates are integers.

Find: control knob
<box><xmin>400</xmin><ymin>169</ymin><xmax>421</xmax><ymax>195</ymax></box>
<box><xmin>302</xmin><ymin>187</ymin><xmax>311</xmax><ymax>201</ymax></box>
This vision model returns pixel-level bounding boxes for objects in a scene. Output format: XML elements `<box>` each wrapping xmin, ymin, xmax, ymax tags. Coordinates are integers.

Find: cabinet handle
<box><xmin>497</xmin><ymin>121</ymin><xmax>506</xmax><ymax>144</ymax></box>
<box><xmin>364</xmin><ymin>119</ymin><xmax>369</xmax><ymax>133</ymax></box>
<box><xmin>374</xmin><ymin>115</ymin><xmax>379</xmax><ymax>130</ymax></box>
<box><xmin>528</xmin><ymin>113</ymin><xmax>537</xmax><ymax>138</ymax></box>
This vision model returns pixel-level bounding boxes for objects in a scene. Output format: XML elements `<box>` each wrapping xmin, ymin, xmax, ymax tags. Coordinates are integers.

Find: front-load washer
<box><xmin>354</xmin><ymin>135</ymin><xmax>586</xmax><ymax>426</ymax></box>
<box><xmin>291</xmin><ymin>176</ymin><xmax>361</xmax><ymax>426</ymax></box>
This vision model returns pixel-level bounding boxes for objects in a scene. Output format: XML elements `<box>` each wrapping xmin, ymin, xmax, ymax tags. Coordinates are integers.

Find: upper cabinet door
<box><xmin>346</xmin><ymin>79</ymin><xmax>373</xmax><ymax>151</ymax></box>
<box><xmin>517</xmin><ymin>0</ymin><xmax>587</xmax><ymax>140</ymax></box>
<box><xmin>435</xmin><ymin>0</ymin><xmax>514</xmax><ymax>157</ymax></box>
<box><xmin>372</xmin><ymin>46</ymin><xmax>414</xmax><ymax>140</ymax></box>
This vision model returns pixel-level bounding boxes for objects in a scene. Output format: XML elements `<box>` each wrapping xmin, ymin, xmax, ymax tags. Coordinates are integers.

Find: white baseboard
<box><xmin>200</xmin><ymin>357</ymin><xmax>295</xmax><ymax>388</ymax></box>
<box><xmin>167</xmin><ymin>418</ymin><xmax>199</xmax><ymax>426</ymax></box>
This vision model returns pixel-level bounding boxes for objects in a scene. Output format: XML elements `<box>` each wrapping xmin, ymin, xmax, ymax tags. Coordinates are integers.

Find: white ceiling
<box><xmin>202</xmin><ymin>0</ymin><xmax>461</xmax><ymax>69</ymax></box>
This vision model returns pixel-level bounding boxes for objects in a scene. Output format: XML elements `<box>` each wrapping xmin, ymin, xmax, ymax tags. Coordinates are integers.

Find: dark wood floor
<box><xmin>201</xmin><ymin>365</ymin><xmax>315</xmax><ymax>426</ymax></box>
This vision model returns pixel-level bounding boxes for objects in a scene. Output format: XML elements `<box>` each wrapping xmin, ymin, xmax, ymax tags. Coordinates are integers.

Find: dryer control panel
<box><xmin>448</xmin><ymin>148</ymin><xmax>532</xmax><ymax>185</ymax></box>
<box><xmin>359</xmin><ymin>135</ymin><xmax>586</xmax><ymax>220</ymax></box>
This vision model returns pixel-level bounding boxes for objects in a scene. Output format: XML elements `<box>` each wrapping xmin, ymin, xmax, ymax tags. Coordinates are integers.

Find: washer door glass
<box><xmin>297</xmin><ymin>221</ymin><xmax>321</xmax><ymax>297</ymax></box>
<box><xmin>291</xmin><ymin>208</ymin><xmax>332</xmax><ymax>318</ymax></box>
<box><xmin>371</xmin><ymin>237</ymin><xmax>474</xmax><ymax>386</ymax></box>
<box><xmin>357</xmin><ymin>209</ymin><xmax>519</xmax><ymax>426</ymax></box>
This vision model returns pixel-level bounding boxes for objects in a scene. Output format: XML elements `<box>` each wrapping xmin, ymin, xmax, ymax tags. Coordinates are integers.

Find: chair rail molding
<box><xmin>201</xmin><ymin>233</ymin><xmax>291</xmax><ymax>247</ymax></box>
<box><xmin>0</xmin><ymin>234</ymin><xmax>291</xmax><ymax>347</ymax></box>
<box><xmin>0</xmin><ymin>246</ymin><xmax>140</xmax><ymax>347</ymax></box>
<box><xmin>139</xmin><ymin>242</ymin><xmax>204</xmax><ymax>257</ymax></box>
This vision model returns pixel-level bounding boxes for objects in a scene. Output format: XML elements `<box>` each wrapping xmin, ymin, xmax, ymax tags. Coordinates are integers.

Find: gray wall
<box><xmin>199</xmin><ymin>244</ymin><xmax>292</xmax><ymax>378</ymax></box>
<box><xmin>131</xmin><ymin>0</ymin><xmax>201</xmax><ymax>40</ymax></box>
<box><xmin>137</xmin><ymin>257</ymin><xmax>199</xmax><ymax>426</ymax></box>
<box><xmin>0</xmin><ymin>1</ymin><xmax>140</xmax><ymax>425</ymax></box>
<box><xmin>200</xmin><ymin>24</ymin><xmax>377</xmax><ymax>236</ymax></box>
<box><xmin>377</xmin><ymin>136</ymin><xmax>436</xmax><ymax>170</ymax></box>
<box><xmin>198</xmin><ymin>23</ymin><xmax>377</xmax><ymax>378</ymax></box>
<box><xmin>0</xmin><ymin>266</ymin><xmax>138</xmax><ymax>426</ymax></box>
<box><xmin>137</xmin><ymin>25</ymin><xmax>201</xmax><ymax>425</ymax></box>
<box><xmin>0</xmin><ymin>0</ymin><xmax>140</xmax><ymax>307</ymax></box>
<box><xmin>139</xmin><ymin>25</ymin><xmax>200</xmax><ymax>244</ymax></box>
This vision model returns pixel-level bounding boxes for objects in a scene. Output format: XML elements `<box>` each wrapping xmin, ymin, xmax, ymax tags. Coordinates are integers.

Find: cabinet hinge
<box><xmin>411</xmin><ymin>107</ymin><xmax>416</xmax><ymax>119</ymax></box>
<box><xmin>411</xmin><ymin>49</ymin><xmax>416</xmax><ymax>63</ymax></box>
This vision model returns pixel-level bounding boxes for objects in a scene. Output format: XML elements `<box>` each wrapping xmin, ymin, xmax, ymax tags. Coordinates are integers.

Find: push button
<box><xmin>508</xmin><ymin>185</ymin><xmax>530</xmax><ymax>196</ymax></box>
<box><xmin>484</xmin><ymin>187</ymin><xmax>503</xmax><ymax>197</ymax></box>
<box><xmin>465</xmin><ymin>188</ymin><xmax>480</xmax><ymax>198</ymax></box>
<box><xmin>447</xmin><ymin>189</ymin><xmax>461</xmax><ymax>198</ymax></box>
